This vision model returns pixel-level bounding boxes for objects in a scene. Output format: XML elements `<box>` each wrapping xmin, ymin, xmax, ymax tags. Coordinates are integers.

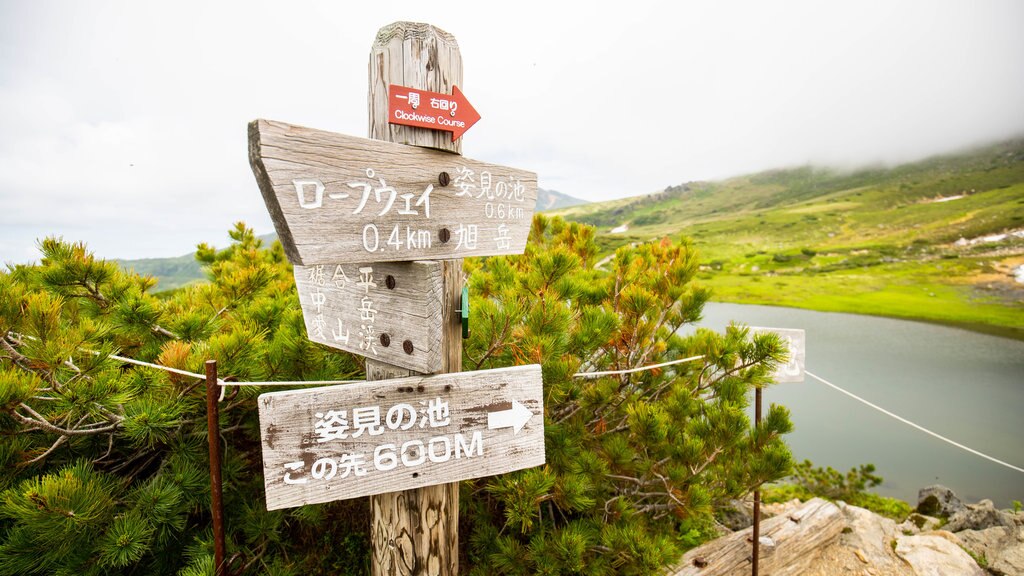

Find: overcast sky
<box><xmin>2</xmin><ymin>0</ymin><xmax>1022</xmax><ymax>263</ymax></box>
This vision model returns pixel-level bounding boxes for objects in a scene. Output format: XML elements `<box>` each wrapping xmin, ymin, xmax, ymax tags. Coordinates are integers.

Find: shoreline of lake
<box><xmin>707</xmin><ymin>296</ymin><xmax>1024</xmax><ymax>342</ymax></box>
<box><xmin>688</xmin><ymin>302</ymin><xmax>1024</xmax><ymax>508</ymax></box>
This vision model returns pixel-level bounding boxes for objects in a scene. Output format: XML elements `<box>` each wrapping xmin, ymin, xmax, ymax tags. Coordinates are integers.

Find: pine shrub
<box><xmin>0</xmin><ymin>217</ymin><xmax>793</xmax><ymax>574</ymax></box>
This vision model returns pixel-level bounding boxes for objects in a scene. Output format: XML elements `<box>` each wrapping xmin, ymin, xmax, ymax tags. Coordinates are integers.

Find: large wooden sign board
<box><xmin>258</xmin><ymin>364</ymin><xmax>544</xmax><ymax>510</ymax></box>
<box><xmin>751</xmin><ymin>327</ymin><xmax>805</xmax><ymax>383</ymax></box>
<box><xmin>293</xmin><ymin>261</ymin><xmax>444</xmax><ymax>373</ymax></box>
<box><xmin>249</xmin><ymin>119</ymin><xmax>538</xmax><ymax>266</ymax></box>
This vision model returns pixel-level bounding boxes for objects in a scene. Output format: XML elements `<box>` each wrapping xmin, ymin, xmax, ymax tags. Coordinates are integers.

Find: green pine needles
<box><xmin>462</xmin><ymin>215</ymin><xmax>793</xmax><ymax>575</ymax></box>
<box><xmin>0</xmin><ymin>217</ymin><xmax>794</xmax><ymax>574</ymax></box>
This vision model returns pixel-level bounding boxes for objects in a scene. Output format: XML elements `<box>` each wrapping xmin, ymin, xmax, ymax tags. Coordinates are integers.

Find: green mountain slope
<box><xmin>553</xmin><ymin>138</ymin><xmax>1024</xmax><ymax>338</ymax></box>
<box><xmin>536</xmin><ymin>187</ymin><xmax>588</xmax><ymax>211</ymax></box>
<box><xmin>116</xmin><ymin>252</ymin><xmax>204</xmax><ymax>292</ymax></box>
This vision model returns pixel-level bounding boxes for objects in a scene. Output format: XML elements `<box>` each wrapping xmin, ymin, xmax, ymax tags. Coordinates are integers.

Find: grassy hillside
<box><xmin>553</xmin><ymin>138</ymin><xmax>1024</xmax><ymax>339</ymax></box>
<box><xmin>116</xmin><ymin>252</ymin><xmax>204</xmax><ymax>292</ymax></box>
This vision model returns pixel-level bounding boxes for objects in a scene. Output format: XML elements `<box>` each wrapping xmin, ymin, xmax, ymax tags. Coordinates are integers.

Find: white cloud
<box><xmin>1</xmin><ymin>0</ymin><xmax>1022</xmax><ymax>262</ymax></box>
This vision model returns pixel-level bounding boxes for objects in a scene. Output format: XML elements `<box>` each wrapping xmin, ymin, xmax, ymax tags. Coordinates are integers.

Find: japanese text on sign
<box><xmin>278</xmin><ymin>397</ymin><xmax>482</xmax><ymax>486</ymax></box>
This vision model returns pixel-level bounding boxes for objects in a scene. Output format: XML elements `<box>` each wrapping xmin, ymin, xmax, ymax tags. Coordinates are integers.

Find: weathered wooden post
<box><xmin>367</xmin><ymin>22</ymin><xmax>464</xmax><ymax>576</ymax></box>
<box><xmin>749</xmin><ymin>327</ymin><xmax>805</xmax><ymax>576</ymax></box>
<box><xmin>248</xmin><ymin>20</ymin><xmax>544</xmax><ymax>576</ymax></box>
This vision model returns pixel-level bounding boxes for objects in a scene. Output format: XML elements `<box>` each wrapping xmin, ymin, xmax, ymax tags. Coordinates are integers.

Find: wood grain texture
<box><xmin>368</xmin><ymin>258</ymin><xmax>468</xmax><ymax>576</ymax></box>
<box><xmin>364</xmin><ymin>22</ymin><xmax>479</xmax><ymax>576</ymax></box>
<box><xmin>669</xmin><ymin>498</ymin><xmax>844</xmax><ymax>576</ymax></box>
<box><xmin>369</xmin><ymin>22</ymin><xmax>463</xmax><ymax>153</ymax></box>
<box><xmin>249</xmin><ymin>119</ymin><xmax>537</xmax><ymax>266</ymax></box>
<box><xmin>293</xmin><ymin>261</ymin><xmax>444</xmax><ymax>373</ymax></box>
<box><xmin>256</xmin><ymin>365</ymin><xmax>545</xmax><ymax>511</ymax></box>
<box><xmin>371</xmin><ymin>483</ymin><xmax>458</xmax><ymax>576</ymax></box>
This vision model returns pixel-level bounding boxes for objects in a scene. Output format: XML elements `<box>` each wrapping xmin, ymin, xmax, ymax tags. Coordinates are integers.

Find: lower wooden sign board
<box><xmin>751</xmin><ymin>327</ymin><xmax>805</xmax><ymax>383</ymax></box>
<box><xmin>257</xmin><ymin>364</ymin><xmax>545</xmax><ymax>510</ymax></box>
<box><xmin>293</xmin><ymin>260</ymin><xmax>443</xmax><ymax>373</ymax></box>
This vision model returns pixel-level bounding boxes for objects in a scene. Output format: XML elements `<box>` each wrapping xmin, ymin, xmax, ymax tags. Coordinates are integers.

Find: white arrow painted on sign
<box><xmin>487</xmin><ymin>399</ymin><xmax>533</xmax><ymax>435</ymax></box>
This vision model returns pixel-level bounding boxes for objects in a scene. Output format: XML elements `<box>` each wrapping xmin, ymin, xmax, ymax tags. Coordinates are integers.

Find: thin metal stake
<box><xmin>752</xmin><ymin>386</ymin><xmax>762</xmax><ymax>576</ymax></box>
<box><xmin>206</xmin><ymin>360</ymin><xmax>226</xmax><ymax>576</ymax></box>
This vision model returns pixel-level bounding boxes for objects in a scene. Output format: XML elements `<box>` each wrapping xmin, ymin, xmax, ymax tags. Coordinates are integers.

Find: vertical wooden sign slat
<box><xmin>369</xmin><ymin>22</ymin><xmax>462</xmax><ymax>154</ymax></box>
<box><xmin>368</xmin><ymin>22</ymin><xmax>465</xmax><ymax>576</ymax></box>
<box><xmin>293</xmin><ymin>261</ymin><xmax>444</xmax><ymax>373</ymax></box>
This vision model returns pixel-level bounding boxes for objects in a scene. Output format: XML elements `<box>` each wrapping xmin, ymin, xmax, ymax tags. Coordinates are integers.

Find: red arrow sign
<box><xmin>388</xmin><ymin>85</ymin><xmax>481</xmax><ymax>141</ymax></box>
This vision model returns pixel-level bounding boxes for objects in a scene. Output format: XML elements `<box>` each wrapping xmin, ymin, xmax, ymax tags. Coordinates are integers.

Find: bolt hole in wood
<box><xmin>379</xmin><ymin>334</ymin><xmax>391</xmax><ymax>347</ymax></box>
<box><xmin>403</xmin><ymin>340</ymin><xmax>414</xmax><ymax>354</ymax></box>
<box><xmin>412</xmin><ymin>472</ymin><xmax>419</xmax><ymax>478</ymax></box>
<box><xmin>385</xmin><ymin>275</ymin><xmax>396</xmax><ymax>289</ymax></box>
<box><xmin>438</xmin><ymin>228</ymin><xmax>450</xmax><ymax>243</ymax></box>
<box><xmin>438</xmin><ymin>171</ymin><xmax>451</xmax><ymax>187</ymax></box>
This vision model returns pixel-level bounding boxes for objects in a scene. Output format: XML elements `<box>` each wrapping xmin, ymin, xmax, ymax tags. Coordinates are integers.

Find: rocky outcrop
<box><xmin>669</xmin><ymin>486</ymin><xmax>1023</xmax><ymax>576</ymax></box>
<box><xmin>916</xmin><ymin>485</ymin><xmax>966</xmax><ymax>517</ymax></box>
<box><xmin>946</xmin><ymin>499</ymin><xmax>1017</xmax><ymax>533</ymax></box>
<box><xmin>670</xmin><ymin>498</ymin><xmax>845</xmax><ymax>576</ymax></box>
<box><xmin>957</xmin><ymin>524</ymin><xmax>1024</xmax><ymax>576</ymax></box>
<box><xmin>895</xmin><ymin>531</ymin><xmax>986</xmax><ymax>576</ymax></box>
<box><xmin>915</xmin><ymin>486</ymin><xmax>1024</xmax><ymax>576</ymax></box>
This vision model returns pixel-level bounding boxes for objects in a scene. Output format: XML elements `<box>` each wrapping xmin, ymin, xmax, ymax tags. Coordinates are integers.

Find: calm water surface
<box><xmin>689</xmin><ymin>303</ymin><xmax>1024</xmax><ymax>508</ymax></box>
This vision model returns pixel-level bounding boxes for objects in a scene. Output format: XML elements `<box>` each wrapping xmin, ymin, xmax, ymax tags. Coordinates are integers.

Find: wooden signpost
<box><xmin>258</xmin><ymin>365</ymin><xmax>544</xmax><ymax>510</ymax></box>
<box><xmin>249</xmin><ymin>21</ymin><xmax>542</xmax><ymax>575</ymax></box>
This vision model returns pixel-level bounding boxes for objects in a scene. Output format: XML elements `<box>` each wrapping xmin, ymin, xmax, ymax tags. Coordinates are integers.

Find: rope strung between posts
<box><xmin>571</xmin><ymin>355</ymin><xmax>705</xmax><ymax>378</ymax></box>
<box><xmin>13</xmin><ymin>331</ymin><xmax>1021</xmax><ymax>474</ymax></box>
<box><xmin>6</xmin><ymin>330</ymin><xmax>705</xmax><ymax>394</ymax></box>
<box><xmin>805</xmin><ymin>370</ymin><xmax>1024</xmax><ymax>475</ymax></box>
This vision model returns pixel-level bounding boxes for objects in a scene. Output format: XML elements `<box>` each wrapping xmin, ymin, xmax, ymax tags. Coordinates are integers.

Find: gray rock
<box><xmin>956</xmin><ymin>526</ymin><xmax>1014</xmax><ymax>572</ymax></box>
<box><xmin>990</xmin><ymin>536</ymin><xmax>1024</xmax><ymax>576</ymax></box>
<box><xmin>917</xmin><ymin>485</ymin><xmax>965</xmax><ymax>517</ymax></box>
<box><xmin>961</xmin><ymin>526</ymin><xmax>1024</xmax><ymax>576</ymax></box>
<box><xmin>895</xmin><ymin>532</ymin><xmax>986</xmax><ymax>576</ymax></box>
<box><xmin>837</xmin><ymin>501</ymin><xmax>907</xmax><ymax>572</ymax></box>
<box><xmin>946</xmin><ymin>499</ymin><xmax>1016</xmax><ymax>533</ymax></box>
<box><xmin>898</xmin><ymin>513</ymin><xmax>943</xmax><ymax>535</ymax></box>
<box><xmin>717</xmin><ymin>499</ymin><xmax>753</xmax><ymax>531</ymax></box>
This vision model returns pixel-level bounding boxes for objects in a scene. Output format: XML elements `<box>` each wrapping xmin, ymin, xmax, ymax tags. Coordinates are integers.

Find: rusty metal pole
<box><xmin>206</xmin><ymin>360</ymin><xmax>227</xmax><ymax>576</ymax></box>
<box><xmin>752</xmin><ymin>386</ymin><xmax>763</xmax><ymax>576</ymax></box>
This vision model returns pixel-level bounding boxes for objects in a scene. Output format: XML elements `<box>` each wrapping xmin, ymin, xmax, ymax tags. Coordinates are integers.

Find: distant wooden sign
<box><xmin>751</xmin><ymin>327</ymin><xmax>805</xmax><ymax>383</ymax></box>
<box><xmin>258</xmin><ymin>365</ymin><xmax>544</xmax><ymax>510</ymax></box>
<box><xmin>249</xmin><ymin>119</ymin><xmax>538</xmax><ymax>266</ymax></box>
<box><xmin>294</xmin><ymin>261</ymin><xmax>443</xmax><ymax>373</ymax></box>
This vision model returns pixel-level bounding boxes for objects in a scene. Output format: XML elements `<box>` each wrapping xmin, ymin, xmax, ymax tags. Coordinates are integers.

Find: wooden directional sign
<box><xmin>249</xmin><ymin>119</ymin><xmax>537</xmax><ymax>266</ymax></box>
<box><xmin>751</xmin><ymin>327</ymin><xmax>805</xmax><ymax>383</ymax></box>
<box><xmin>257</xmin><ymin>364</ymin><xmax>545</xmax><ymax>510</ymax></box>
<box><xmin>294</xmin><ymin>261</ymin><xmax>443</xmax><ymax>373</ymax></box>
<box><xmin>389</xmin><ymin>84</ymin><xmax>481</xmax><ymax>141</ymax></box>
